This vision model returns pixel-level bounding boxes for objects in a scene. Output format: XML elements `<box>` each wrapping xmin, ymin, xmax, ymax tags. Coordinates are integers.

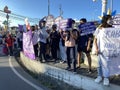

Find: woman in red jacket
<box><xmin>5</xmin><ymin>34</ymin><xmax>15</xmax><ymax>56</ymax></box>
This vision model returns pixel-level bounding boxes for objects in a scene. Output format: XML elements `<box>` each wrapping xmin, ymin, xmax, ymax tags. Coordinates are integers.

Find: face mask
<box><xmin>107</xmin><ymin>19</ymin><xmax>113</xmax><ymax>25</ymax></box>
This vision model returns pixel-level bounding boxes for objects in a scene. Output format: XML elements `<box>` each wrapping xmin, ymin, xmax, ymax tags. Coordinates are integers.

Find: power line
<box><xmin>0</xmin><ymin>10</ymin><xmax>39</xmax><ymax>24</ymax></box>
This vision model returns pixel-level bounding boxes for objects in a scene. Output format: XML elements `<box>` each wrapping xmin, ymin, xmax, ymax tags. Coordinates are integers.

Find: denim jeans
<box><xmin>66</xmin><ymin>46</ymin><xmax>76</xmax><ymax>72</ymax></box>
<box><xmin>39</xmin><ymin>42</ymin><xmax>46</xmax><ymax>61</ymax></box>
<box><xmin>97</xmin><ymin>55</ymin><xmax>110</xmax><ymax>78</ymax></box>
<box><xmin>59</xmin><ymin>42</ymin><xmax>67</xmax><ymax>61</ymax></box>
<box><xmin>8</xmin><ymin>46</ymin><xmax>13</xmax><ymax>56</ymax></box>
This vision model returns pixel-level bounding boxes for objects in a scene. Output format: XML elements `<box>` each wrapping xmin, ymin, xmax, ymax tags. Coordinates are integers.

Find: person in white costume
<box><xmin>94</xmin><ymin>15</ymin><xmax>112</xmax><ymax>86</ymax></box>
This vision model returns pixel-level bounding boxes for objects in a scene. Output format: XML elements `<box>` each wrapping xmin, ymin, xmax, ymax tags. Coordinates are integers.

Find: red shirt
<box><xmin>5</xmin><ymin>37</ymin><xmax>15</xmax><ymax>47</ymax></box>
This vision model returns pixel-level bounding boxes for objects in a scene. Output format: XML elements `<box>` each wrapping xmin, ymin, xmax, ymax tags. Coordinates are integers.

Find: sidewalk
<box><xmin>19</xmin><ymin>52</ymin><xmax>120</xmax><ymax>90</ymax></box>
<box><xmin>46</xmin><ymin>59</ymin><xmax>120</xmax><ymax>86</ymax></box>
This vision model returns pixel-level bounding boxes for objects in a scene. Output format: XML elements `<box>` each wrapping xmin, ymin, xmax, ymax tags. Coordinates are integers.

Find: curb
<box><xmin>20</xmin><ymin>52</ymin><xmax>120</xmax><ymax>90</ymax></box>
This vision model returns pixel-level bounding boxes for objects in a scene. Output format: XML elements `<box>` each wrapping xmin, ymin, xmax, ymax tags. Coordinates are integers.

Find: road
<box><xmin>0</xmin><ymin>56</ymin><xmax>49</xmax><ymax>90</ymax></box>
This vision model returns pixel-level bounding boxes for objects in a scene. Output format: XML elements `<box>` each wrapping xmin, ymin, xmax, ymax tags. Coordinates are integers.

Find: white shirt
<box><xmin>38</xmin><ymin>27</ymin><xmax>49</xmax><ymax>43</ymax></box>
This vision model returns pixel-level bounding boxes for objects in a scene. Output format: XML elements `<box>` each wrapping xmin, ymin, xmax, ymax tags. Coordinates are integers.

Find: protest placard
<box><xmin>18</xmin><ymin>24</ymin><xmax>23</xmax><ymax>31</ymax></box>
<box><xmin>60</xmin><ymin>18</ymin><xmax>73</xmax><ymax>30</ymax></box>
<box><xmin>78</xmin><ymin>22</ymin><xmax>96</xmax><ymax>36</ymax></box>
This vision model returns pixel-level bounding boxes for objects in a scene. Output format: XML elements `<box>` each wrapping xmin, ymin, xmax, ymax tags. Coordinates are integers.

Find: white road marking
<box><xmin>9</xmin><ymin>56</ymin><xmax>43</xmax><ymax>90</ymax></box>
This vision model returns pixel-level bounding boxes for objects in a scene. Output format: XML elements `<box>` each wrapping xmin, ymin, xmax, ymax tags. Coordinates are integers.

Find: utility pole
<box><xmin>4</xmin><ymin>6</ymin><xmax>11</xmax><ymax>31</ymax></box>
<box><xmin>110</xmin><ymin>0</ymin><xmax>113</xmax><ymax>12</ymax></box>
<box><xmin>59</xmin><ymin>4</ymin><xmax>63</xmax><ymax>17</ymax></box>
<box><xmin>48</xmin><ymin>0</ymin><xmax>50</xmax><ymax>16</ymax></box>
<box><xmin>101</xmin><ymin>0</ymin><xmax>107</xmax><ymax>16</ymax></box>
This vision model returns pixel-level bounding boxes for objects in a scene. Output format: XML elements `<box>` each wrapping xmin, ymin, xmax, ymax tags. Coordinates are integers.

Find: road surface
<box><xmin>0</xmin><ymin>56</ymin><xmax>49</xmax><ymax>90</ymax></box>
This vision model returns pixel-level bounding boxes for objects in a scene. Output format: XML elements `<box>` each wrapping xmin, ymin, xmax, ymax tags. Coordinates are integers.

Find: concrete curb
<box><xmin>20</xmin><ymin>52</ymin><xmax>120</xmax><ymax>90</ymax></box>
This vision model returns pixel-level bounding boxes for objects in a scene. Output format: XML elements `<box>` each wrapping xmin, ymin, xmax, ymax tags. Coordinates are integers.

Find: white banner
<box><xmin>46</xmin><ymin>15</ymin><xmax>54</xmax><ymax>29</ymax></box>
<box><xmin>98</xmin><ymin>28</ymin><xmax>120</xmax><ymax>76</ymax></box>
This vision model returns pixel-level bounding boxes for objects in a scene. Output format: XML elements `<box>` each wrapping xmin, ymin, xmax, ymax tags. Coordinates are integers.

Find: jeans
<box><xmin>33</xmin><ymin>43</ymin><xmax>38</xmax><ymax>57</ymax></box>
<box><xmin>59</xmin><ymin>43</ymin><xmax>67</xmax><ymax>61</ymax></box>
<box><xmin>97</xmin><ymin>55</ymin><xmax>110</xmax><ymax>78</ymax></box>
<box><xmin>66</xmin><ymin>46</ymin><xmax>76</xmax><ymax>72</ymax></box>
<box><xmin>39</xmin><ymin>42</ymin><xmax>46</xmax><ymax>61</ymax></box>
<box><xmin>8</xmin><ymin>46</ymin><xmax>13</xmax><ymax>56</ymax></box>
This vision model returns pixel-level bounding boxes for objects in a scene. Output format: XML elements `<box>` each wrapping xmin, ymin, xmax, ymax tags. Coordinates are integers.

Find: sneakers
<box><xmin>103</xmin><ymin>78</ymin><xmax>109</xmax><ymax>86</ymax></box>
<box><xmin>88</xmin><ymin>69</ymin><xmax>92</xmax><ymax>74</ymax></box>
<box><xmin>95</xmin><ymin>76</ymin><xmax>102</xmax><ymax>83</ymax></box>
<box><xmin>60</xmin><ymin>61</ymin><xmax>66</xmax><ymax>64</ymax></box>
<box><xmin>95</xmin><ymin>77</ymin><xmax>110</xmax><ymax>86</ymax></box>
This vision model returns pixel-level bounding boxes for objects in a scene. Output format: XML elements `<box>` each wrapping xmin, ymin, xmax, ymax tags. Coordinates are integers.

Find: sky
<box><xmin>0</xmin><ymin>0</ymin><xmax>120</xmax><ymax>26</ymax></box>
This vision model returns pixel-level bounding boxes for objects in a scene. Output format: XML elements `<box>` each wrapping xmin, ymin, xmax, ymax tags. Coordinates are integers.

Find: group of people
<box><xmin>0</xmin><ymin>14</ymin><xmax>114</xmax><ymax>86</ymax></box>
<box><xmin>28</xmin><ymin>18</ymin><xmax>93</xmax><ymax>74</ymax></box>
<box><xmin>31</xmin><ymin>15</ymin><xmax>114</xmax><ymax>86</ymax></box>
<box><xmin>0</xmin><ymin>31</ymin><xmax>16</xmax><ymax>56</ymax></box>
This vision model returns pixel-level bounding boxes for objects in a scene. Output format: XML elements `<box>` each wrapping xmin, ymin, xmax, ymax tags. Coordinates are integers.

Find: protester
<box><xmin>31</xmin><ymin>25</ymin><xmax>39</xmax><ymax>58</ymax></box>
<box><xmin>13</xmin><ymin>36</ymin><xmax>17</xmax><ymax>49</ymax></box>
<box><xmin>77</xmin><ymin>18</ymin><xmax>92</xmax><ymax>73</ymax></box>
<box><xmin>50</xmin><ymin>24</ymin><xmax>60</xmax><ymax>62</ymax></box>
<box><xmin>17</xmin><ymin>31</ymin><xmax>23</xmax><ymax>51</ymax></box>
<box><xmin>94</xmin><ymin>15</ymin><xmax>112</xmax><ymax>86</ymax></box>
<box><xmin>38</xmin><ymin>20</ymin><xmax>49</xmax><ymax>62</ymax></box>
<box><xmin>5</xmin><ymin>33</ymin><xmax>15</xmax><ymax>56</ymax></box>
<box><xmin>58</xmin><ymin>29</ymin><xmax>67</xmax><ymax>63</ymax></box>
<box><xmin>45</xmin><ymin>28</ymin><xmax>51</xmax><ymax>60</ymax></box>
<box><xmin>64</xmin><ymin>28</ymin><xmax>78</xmax><ymax>73</ymax></box>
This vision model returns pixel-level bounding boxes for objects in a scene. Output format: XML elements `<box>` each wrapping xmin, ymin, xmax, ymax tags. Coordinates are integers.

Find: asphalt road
<box><xmin>0</xmin><ymin>56</ymin><xmax>49</xmax><ymax>90</ymax></box>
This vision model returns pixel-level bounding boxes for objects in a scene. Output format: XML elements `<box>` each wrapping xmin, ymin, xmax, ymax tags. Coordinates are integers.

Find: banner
<box><xmin>23</xmin><ymin>31</ymin><xmax>35</xmax><ymax>60</ymax></box>
<box><xmin>78</xmin><ymin>22</ymin><xmax>96</xmax><ymax>36</ymax></box>
<box><xmin>112</xmin><ymin>14</ymin><xmax>120</xmax><ymax>28</ymax></box>
<box><xmin>98</xmin><ymin>28</ymin><xmax>120</xmax><ymax>76</ymax></box>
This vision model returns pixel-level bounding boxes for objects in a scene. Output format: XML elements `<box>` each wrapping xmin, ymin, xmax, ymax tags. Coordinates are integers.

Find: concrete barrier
<box><xmin>20</xmin><ymin>52</ymin><xmax>120</xmax><ymax>90</ymax></box>
<box><xmin>84</xmin><ymin>53</ymin><xmax>98</xmax><ymax>67</ymax></box>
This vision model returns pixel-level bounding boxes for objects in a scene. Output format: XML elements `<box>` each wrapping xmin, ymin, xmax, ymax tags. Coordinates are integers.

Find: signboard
<box><xmin>78</xmin><ymin>22</ymin><xmax>96</xmax><ymax>36</ymax></box>
<box><xmin>23</xmin><ymin>31</ymin><xmax>35</xmax><ymax>60</ymax></box>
